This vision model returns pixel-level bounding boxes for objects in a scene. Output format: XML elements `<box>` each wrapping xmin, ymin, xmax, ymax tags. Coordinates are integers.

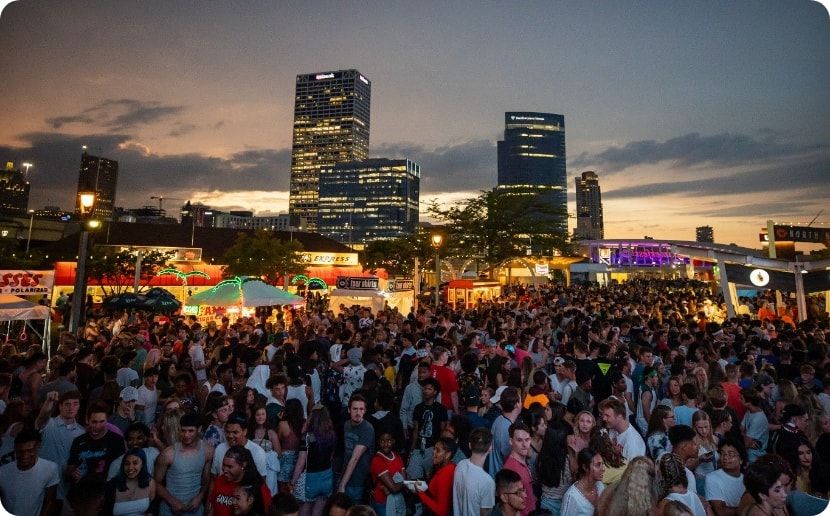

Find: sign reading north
<box><xmin>337</xmin><ymin>276</ymin><xmax>379</xmax><ymax>290</ymax></box>
<box><xmin>773</xmin><ymin>225</ymin><xmax>830</xmax><ymax>245</ymax></box>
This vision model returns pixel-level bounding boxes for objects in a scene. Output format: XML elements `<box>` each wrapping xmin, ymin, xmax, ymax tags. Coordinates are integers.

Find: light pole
<box><xmin>25</xmin><ymin>209</ymin><xmax>35</xmax><ymax>254</ymax></box>
<box><xmin>431</xmin><ymin>233</ymin><xmax>443</xmax><ymax>308</ymax></box>
<box><xmin>69</xmin><ymin>192</ymin><xmax>97</xmax><ymax>333</ymax></box>
<box><xmin>21</xmin><ymin>162</ymin><xmax>32</xmax><ymax>178</ymax></box>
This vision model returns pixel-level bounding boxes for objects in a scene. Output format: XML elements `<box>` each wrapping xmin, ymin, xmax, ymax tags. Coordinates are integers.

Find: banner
<box><xmin>389</xmin><ymin>279</ymin><xmax>414</xmax><ymax>291</ymax></box>
<box><xmin>336</xmin><ymin>276</ymin><xmax>379</xmax><ymax>290</ymax></box>
<box><xmin>773</xmin><ymin>225</ymin><xmax>830</xmax><ymax>245</ymax></box>
<box><xmin>723</xmin><ymin>264</ymin><xmax>795</xmax><ymax>291</ymax></box>
<box><xmin>0</xmin><ymin>270</ymin><xmax>55</xmax><ymax>295</ymax></box>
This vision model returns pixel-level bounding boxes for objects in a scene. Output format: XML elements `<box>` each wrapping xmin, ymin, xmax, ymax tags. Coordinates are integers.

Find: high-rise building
<box><xmin>696</xmin><ymin>225</ymin><xmax>714</xmax><ymax>243</ymax></box>
<box><xmin>75</xmin><ymin>151</ymin><xmax>118</xmax><ymax>220</ymax></box>
<box><xmin>574</xmin><ymin>171</ymin><xmax>604</xmax><ymax>240</ymax></box>
<box><xmin>497</xmin><ymin>112</ymin><xmax>567</xmax><ymax>233</ymax></box>
<box><xmin>0</xmin><ymin>162</ymin><xmax>30</xmax><ymax>217</ymax></box>
<box><xmin>318</xmin><ymin>158</ymin><xmax>419</xmax><ymax>245</ymax></box>
<box><xmin>289</xmin><ymin>69</ymin><xmax>371</xmax><ymax>230</ymax></box>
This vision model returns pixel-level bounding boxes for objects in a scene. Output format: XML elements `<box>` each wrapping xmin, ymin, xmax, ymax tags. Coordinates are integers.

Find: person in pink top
<box><xmin>502</xmin><ymin>421</ymin><xmax>537</xmax><ymax>516</ymax></box>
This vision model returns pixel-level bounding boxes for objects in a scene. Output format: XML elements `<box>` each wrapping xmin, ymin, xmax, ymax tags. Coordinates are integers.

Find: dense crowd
<box><xmin>0</xmin><ymin>279</ymin><xmax>828</xmax><ymax>516</ymax></box>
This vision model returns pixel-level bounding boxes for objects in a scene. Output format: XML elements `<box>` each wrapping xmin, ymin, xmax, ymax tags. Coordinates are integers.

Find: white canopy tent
<box><xmin>0</xmin><ymin>294</ymin><xmax>52</xmax><ymax>358</ymax></box>
<box><xmin>328</xmin><ymin>288</ymin><xmax>389</xmax><ymax>314</ymax></box>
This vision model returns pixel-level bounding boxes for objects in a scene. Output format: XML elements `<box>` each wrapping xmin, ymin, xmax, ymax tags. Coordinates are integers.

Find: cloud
<box><xmin>46</xmin><ymin>98</ymin><xmax>184</xmax><ymax>131</ymax></box>
<box><xmin>0</xmin><ymin>131</ymin><xmax>291</xmax><ymax>210</ymax></box>
<box><xmin>167</xmin><ymin>123</ymin><xmax>197</xmax><ymax>138</ymax></box>
<box><xmin>570</xmin><ymin>131</ymin><xmax>825</xmax><ymax>172</ymax></box>
<box><xmin>604</xmin><ymin>151</ymin><xmax>829</xmax><ymax>199</ymax></box>
<box><xmin>371</xmin><ymin>139</ymin><xmax>496</xmax><ymax>193</ymax></box>
<box><xmin>685</xmin><ymin>201</ymin><xmax>816</xmax><ymax>219</ymax></box>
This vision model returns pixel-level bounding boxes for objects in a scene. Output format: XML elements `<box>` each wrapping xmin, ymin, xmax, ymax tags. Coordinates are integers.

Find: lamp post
<box><xmin>69</xmin><ymin>192</ymin><xmax>97</xmax><ymax>333</ymax></box>
<box><xmin>431</xmin><ymin>233</ymin><xmax>443</xmax><ymax>308</ymax></box>
<box><xmin>21</xmin><ymin>162</ymin><xmax>32</xmax><ymax>178</ymax></box>
<box><xmin>25</xmin><ymin>209</ymin><xmax>35</xmax><ymax>253</ymax></box>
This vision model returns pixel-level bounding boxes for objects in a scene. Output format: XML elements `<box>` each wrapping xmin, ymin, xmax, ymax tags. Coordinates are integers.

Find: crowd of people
<box><xmin>0</xmin><ymin>278</ymin><xmax>828</xmax><ymax>516</ymax></box>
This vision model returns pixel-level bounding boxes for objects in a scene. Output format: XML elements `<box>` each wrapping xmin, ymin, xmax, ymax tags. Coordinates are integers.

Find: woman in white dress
<box><xmin>107</xmin><ymin>448</ymin><xmax>156</xmax><ymax>516</ymax></box>
<box><xmin>561</xmin><ymin>448</ymin><xmax>605</xmax><ymax>516</ymax></box>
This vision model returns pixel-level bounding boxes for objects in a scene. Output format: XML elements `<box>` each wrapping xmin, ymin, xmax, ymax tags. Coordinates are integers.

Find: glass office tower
<box><xmin>575</xmin><ymin>170</ymin><xmax>604</xmax><ymax>240</ymax></box>
<box><xmin>75</xmin><ymin>151</ymin><xmax>118</xmax><ymax>220</ymax></box>
<box><xmin>289</xmin><ymin>69</ymin><xmax>371</xmax><ymax>230</ymax></box>
<box><xmin>496</xmin><ymin>112</ymin><xmax>567</xmax><ymax>233</ymax></box>
<box><xmin>318</xmin><ymin>158</ymin><xmax>419</xmax><ymax>245</ymax></box>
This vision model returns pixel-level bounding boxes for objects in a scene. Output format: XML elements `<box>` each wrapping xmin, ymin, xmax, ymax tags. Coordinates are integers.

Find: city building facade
<box><xmin>496</xmin><ymin>112</ymin><xmax>567</xmax><ymax>234</ymax></box>
<box><xmin>574</xmin><ymin>171</ymin><xmax>604</xmax><ymax>240</ymax></box>
<box><xmin>696</xmin><ymin>225</ymin><xmax>714</xmax><ymax>243</ymax></box>
<box><xmin>75</xmin><ymin>151</ymin><xmax>118</xmax><ymax>220</ymax></box>
<box><xmin>318</xmin><ymin>158</ymin><xmax>419</xmax><ymax>245</ymax></box>
<box><xmin>289</xmin><ymin>69</ymin><xmax>371</xmax><ymax>230</ymax></box>
<box><xmin>0</xmin><ymin>161</ymin><xmax>30</xmax><ymax>217</ymax></box>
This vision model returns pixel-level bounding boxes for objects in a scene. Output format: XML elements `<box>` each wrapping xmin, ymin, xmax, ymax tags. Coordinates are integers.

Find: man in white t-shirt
<box><xmin>189</xmin><ymin>338</ymin><xmax>208</xmax><ymax>383</ymax></box>
<box><xmin>136</xmin><ymin>367</ymin><xmax>159</xmax><ymax>426</ymax></box>
<box><xmin>705</xmin><ymin>440</ymin><xmax>746</xmax><ymax>514</ymax></box>
<box><xmin>599</xmin><ymin>397</ymin><xmax>646</xmax><ymax>461</ymax></box>
<box><xmin>453</xmin><ymin>428</ymin><xmax>496</xmax><ymax>516</ymax></box>
<box><xmin>0</xmin><ymin>428</ymin><xmax>60</xmax><ymax>516</ymax></box>
<box><xmin>210</xmin><ymin>413</ymin><xmax>267</xmax><ymax>477</ymax></box>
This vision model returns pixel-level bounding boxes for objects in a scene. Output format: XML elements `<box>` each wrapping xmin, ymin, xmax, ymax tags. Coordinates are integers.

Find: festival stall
<box><xmin>184</xmin><ymin>277</ymin><xmax>305</xmax><ymax>325</ymax></box>
<box><xmin>327</xmin><ymin>276</ymin><xmax>414</xmax><ymax>314</ymax></box>
<box><xmin>446</xmin><ymin>279</ymin><xmax>502</xmax><ymax>308</ymax></box>
<box><xmin>0</xmin><ymin>294</ymin><xmax>52</xmax><ymax>357</ymax></box>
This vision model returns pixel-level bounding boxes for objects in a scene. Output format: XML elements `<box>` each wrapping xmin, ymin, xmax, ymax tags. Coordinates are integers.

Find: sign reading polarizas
<box><xmin>0</xmin><ymin>270</ymin><xmax>55</xmax><ymax>295</ymax></box>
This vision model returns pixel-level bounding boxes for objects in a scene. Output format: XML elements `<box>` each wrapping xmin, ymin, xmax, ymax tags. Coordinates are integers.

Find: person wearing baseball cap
<box><xmin>108</xmin><ymin>387</ymin><xmax>138</xmax><ymax>435</ymax></box>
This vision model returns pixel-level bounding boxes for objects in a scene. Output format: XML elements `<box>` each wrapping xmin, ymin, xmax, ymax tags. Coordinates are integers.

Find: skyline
<box><xmin>0</xmin><ymin>1</ymin><xmax>828</xmax><ymax>248</ymax></box>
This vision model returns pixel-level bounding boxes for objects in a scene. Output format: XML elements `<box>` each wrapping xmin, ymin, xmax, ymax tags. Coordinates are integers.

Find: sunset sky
<box><xmin>0</xmin><ymin>0</ymin><xmax>828</xmax><ymax>248</ymax></box>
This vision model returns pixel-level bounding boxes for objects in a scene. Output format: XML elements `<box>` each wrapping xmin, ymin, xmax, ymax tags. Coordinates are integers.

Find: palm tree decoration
<box><xmin>158</xmin><ymin>267</ymin><xmax>211</xmax><ymax>287</ymax></box>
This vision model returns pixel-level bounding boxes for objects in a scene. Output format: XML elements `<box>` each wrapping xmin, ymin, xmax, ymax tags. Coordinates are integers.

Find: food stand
<box><xmin>446</xmin><ymin>279</ymin><xmax>502</xmax><ymax>308</ymax></box>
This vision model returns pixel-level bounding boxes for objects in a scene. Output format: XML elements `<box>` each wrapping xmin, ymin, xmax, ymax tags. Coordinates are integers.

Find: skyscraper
<box><xmin>75</xmin><ymin>151</ymin><xmax>118</xmax><ymax>220</ymax></box>
<box><xmin>497</xmin><ymin>112</ymin><xmax>567</xmax><ymax>232</ymax></box>
<box><xmin>696</xmin><ymin>225</ymin><xmax>714</xmax><ymax>243</ymax></box>
<box><xmin>318</xmin><ymin>158</ymin><xmax>419</xmax><ymax>245</ymax></box>
<box><xmin>574</xmin><ymin>171</ymin><xmax>604</xmax><ymax>240</ymax></box>
<box><xmin>0</xmin><ymin>162</ymin><xmax>30</xmax><ymax>217</ymax></box>
<box><xmin>289</xmin><ymin>69</ymin><xmax>371</xmax><ymax>230</ymax></box>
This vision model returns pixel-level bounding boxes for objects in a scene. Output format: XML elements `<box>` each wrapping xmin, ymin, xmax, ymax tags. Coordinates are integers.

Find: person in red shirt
<box><xmin>430</xmin><ymin>347</ymin><xmax>459</xmax><ymax>414</ymax></box>
<box><xmin>722</xmin><ymin>364</ymin><xmax>746</xmax><ymax>421</ymax></box>
<box><xmin>370</xmin><ymin>432</ymin><xmax>406</xmax><ymax>516</ymax></box>
<box><xmin>502</xmin><ymin>422</ymin><xmax>537</xmax><ymax>516</ymax></box>
<box><xmin>411</xmin><ymin>437</ymin><xmax>457</xmax><ymax>515</ymax></box>
<box><xmin>208</xmin><ymin>445</ymin><xmax>270</xmax><ymax>516</ymax></box>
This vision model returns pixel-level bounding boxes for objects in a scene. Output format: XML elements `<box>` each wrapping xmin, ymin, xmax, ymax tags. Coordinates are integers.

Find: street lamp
<box><xmin>25</xmin><ymin>209</ymin><xmax>35</xmax><ymax>253</ymax></box>
<box><xmin>431</xmin><ymin>233</ymin><xmax>443</xmax><ymax>308</ymax></box>
<box><xmin>21</xmin><ymin>162</ymin><xmax>32</xmax><ymax>177</ymax></box>
<box><xmin>69</xmin><ymin>191</ymin><xmax>97</xmax><ymax>333</ymax></box>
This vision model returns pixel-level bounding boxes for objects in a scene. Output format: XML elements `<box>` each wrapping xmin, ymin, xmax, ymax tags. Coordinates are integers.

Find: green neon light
<box><xmin>212</xmin><ymin>276</ymin><xmax>243</xmax><ymax>291</ymax></box>
<box><xmin>307</xmin><ymin>278</ymin><xmax>329</xmax><ymax>290</ymax></box>
<box><xmin>291</xmin><ymin>274</ymin><xmax>310</xmax><ymax>285</ymax></box>
<box><xmin>158</xmin><ymin>268</ymin><xmax>210</xmax><ymax>286</ymax></box>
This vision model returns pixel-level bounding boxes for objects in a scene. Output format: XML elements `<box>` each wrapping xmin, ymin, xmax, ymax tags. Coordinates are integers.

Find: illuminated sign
<box><xmin>510</xmin><ymin>116</ymin><xmax>546</xmax><ymax>121</ymax></box>
<box><xmin>315</xmin><ymin>73</ymin><xmax>335</xmax><ymax>80</ymax></box>
<box><xmin>773</xmin><ymin>225</ymin><xmax>830</xmax><ymax>245</ymax></box>
<box><xmin>337</xmin><ymin>276</ymin><xmax>379</xmax><ymax>290</ymax></box>
<box><xmin>749</xmin><ymin>269</ymin><xmax>770</xmax><ymax>287</ymax></box>
<box><xmin>389</xmin><ymin>279</ymin><xmax>414</xmax><ymax>291</ymax></box>
<box><xmin>535</xmin><ymin>264</ymin><xmax>549</xmax><ymax>276</ymax></box>
<box><xmin>0</xmin><ymin>270</ymin><xmax>54</xmax><ymax>295</ymax></box>
<box><xmin>359</xmin><ymin>75</ymin><xmax>369</xmax><ymax>85</ymax></box>
<box><xmin>98</xmin><ymin>245</ymin><xmax>202</xmax><ymax>262</ymax></box>
<box><xmin>299</xmin><ymin>252</ymin><xmax>358</xmax><ymax>266</ymax></box>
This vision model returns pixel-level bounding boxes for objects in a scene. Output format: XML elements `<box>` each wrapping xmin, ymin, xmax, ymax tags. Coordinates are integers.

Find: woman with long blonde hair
<box><xmin>690</xmin><ymin>367</ymin><xmax>709</xmax><ymax>396</ymax></box>
<box><xmin>692</xmin><ymin>410</ymin><xmax>718</xmax><ymax>495</ymax></box>
<box><xmin>596</xmin><ymin>456</ymin><xmax>658</xmax><ymax>516</ymax></box>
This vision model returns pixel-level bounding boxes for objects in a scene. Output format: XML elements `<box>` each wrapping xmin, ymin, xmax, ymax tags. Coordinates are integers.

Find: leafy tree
<box><xmin>428</xmin><ymin>188</ymin><xmax>572</xmax><ymax>274</ymax></box>
<box><xmin>222</xmin><ymin>230</ymin><xmax>305</xmax><ymax>284</ymax></box>
<box><xmin>86</xmin><ymin>247</ymin><xmax>175</xmax><ymax>296</ymax></box>
<box><xmin>360</xmin><ymin>234</ymin><xmax>432</xmax><ymax>276</ymax></box>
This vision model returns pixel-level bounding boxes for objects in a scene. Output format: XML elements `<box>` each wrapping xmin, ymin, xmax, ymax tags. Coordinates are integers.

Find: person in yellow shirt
<box><xmin>383</xmin><ymin>349</ymin><xmax>397</xmax><ymax>386</ymax></box>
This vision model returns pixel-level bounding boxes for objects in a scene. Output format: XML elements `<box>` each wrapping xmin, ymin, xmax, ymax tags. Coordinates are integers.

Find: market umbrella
<box><xmin>140</xmin><ymin>292</ymin><xmax>181</xmax><ymax>312</ymax></box>
<box><xmin>185</xmin><ymin>277</ymin><xmax>305</xmax><ymax>307</ymax></box>
<box><xmin>103</xmin><ymin>292</ymin><xmax>146</xmax><ymax>310</ymax></box>
<box><xmin>144</xmin><ymin>287</ymin><xmax>176</xmax><ymax>299</ymax></box>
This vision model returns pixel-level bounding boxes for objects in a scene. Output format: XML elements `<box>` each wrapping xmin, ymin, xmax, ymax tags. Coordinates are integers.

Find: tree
<box><xmin>86</xmin><ymin>247</ymin><xmax>175</xmax><ymax>296</ymax></box>
<box><xmin>360</xmin><ymin>234</ymin><xmax>432</xmax><ymax>276</ymax></box>
<box><xmin>221</xmin><ymin>230</ymin><xmax>305</xmax><ymax>284</ymax></box>
<box><xmin>428</xmin><ymin>188</ymin><xmax>573</xmax><ymax>274</ymax></box>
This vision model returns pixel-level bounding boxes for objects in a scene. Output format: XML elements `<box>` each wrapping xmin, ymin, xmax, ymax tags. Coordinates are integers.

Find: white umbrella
<box><xmin>186</xmin><ymin>277</ymin><xmax>305</xmax><ymax>307</ymax></box>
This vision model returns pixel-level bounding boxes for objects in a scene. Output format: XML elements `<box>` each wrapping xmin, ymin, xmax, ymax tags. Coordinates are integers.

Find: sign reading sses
<box><xmin>0</xmin><ymin>270</ymin><xmax>55</xmax><ymax>295</ymax></box>
<box><xmin>299</xmin><ymin>252</ymin><xmax>358</xmax><ymax>266</ymax></box>
<box><xmin>336</xmin><ymin>277</ymin><xmax>379</xmax><ymax>290</ymax></box>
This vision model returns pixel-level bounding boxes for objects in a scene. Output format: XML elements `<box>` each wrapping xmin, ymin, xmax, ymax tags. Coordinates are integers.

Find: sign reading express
<box><xmin>0</xmin><ymin>270</ymin><xmax>55</xmax><ymax>295</ymax></box>
<box><xmin>337</xmin><ymin>277</ymin><xmax>379</xmax><ymax>290</ymax></box>
<box><xmin>299</xmin><ymin>252</ymin><xmax>358</xmax><ymax>266</ymax></box>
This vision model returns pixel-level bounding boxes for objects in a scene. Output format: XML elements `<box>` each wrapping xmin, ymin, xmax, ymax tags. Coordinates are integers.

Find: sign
<box><xmin>299</xmin><ymin>251</ymin><xmax>358</xmax><ymax>266</ymax></box>
<box><xmin>0</xmin><ymin>270</ymin><xmax>54</xmax><ymax>295</ymax></box>
<box><xmin>773</xmin><ymin>225</ymin><xmax>830</xmax><ymax>245</ymax></box>
<box><xmin>315</xmin><ymin>73</ymin><xmax>335</xmax><ymax>80</ymax></box>
<box><xmin>724</xmin><ymin>264</ymin><xmax>795</xmax><ymax>291</ymax></box>
<box><xmin>389</xmin><ymin>279</ymin><xmax>414</xmax><ymax>291</ymax></box>
<box><xmin>97</xmin><ymin>245</ymin><xmax>202</xmax><ymax>262</ymax></box>
<box><xmin>535</xmin><ymin>264</ymin><xmax>549</xmax><ymax>276</ymax></box>
<box><xmin>336</xmin><ymin>276</ymin><xmax>379</xmax><ymax>290</ymax></box>
<box><xmin>359</xmin><ymin>75</ymin><xmax>369</xmax><ymax>85</ymax></box>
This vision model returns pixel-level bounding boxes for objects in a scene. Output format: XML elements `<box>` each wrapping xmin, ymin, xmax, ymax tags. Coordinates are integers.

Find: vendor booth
<box><xmin>184</xmin><ymin>277</ymin><xmax>305</xmax><ymax>325</ymax></box>
<box><xmin>0</xmin><ymin>294</ymin><xmax>52</xmax><ymax>358</ymax></box>
<box><xmin>446</xmin><ymin>280</ymin><xmax>501</xmax><ymax>308</ymax></box>
<box><xmin>328</xmin><ymin>276</ymin><xmax>388</xmax><ymax>313</ymax></box>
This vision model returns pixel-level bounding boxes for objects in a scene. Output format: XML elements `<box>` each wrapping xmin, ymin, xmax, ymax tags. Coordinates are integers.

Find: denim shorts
<box><xmin>304</xmin><ymin>468</ymin><xmax>333</xmax><ymax>501</ymax></box>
